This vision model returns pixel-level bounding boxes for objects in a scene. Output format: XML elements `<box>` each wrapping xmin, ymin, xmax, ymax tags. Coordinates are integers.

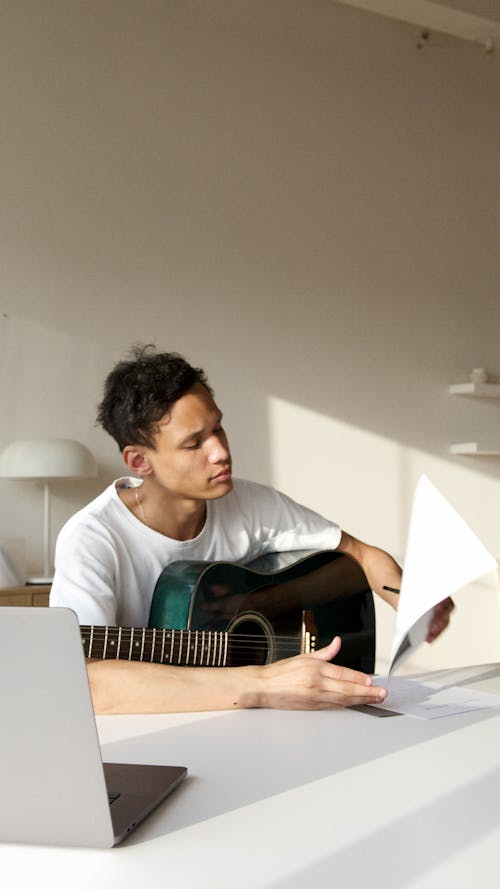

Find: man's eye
<box><xmin>185</xmin><ymin>441</ymin><xmax>200</xmax><ymax>449</ymax></box>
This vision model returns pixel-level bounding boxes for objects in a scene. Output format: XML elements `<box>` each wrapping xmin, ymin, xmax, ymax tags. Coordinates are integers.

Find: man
<box><xmin>50</xmin><ymin>345</ymin><xmax>453</xmax><ymax>713</ymax></box>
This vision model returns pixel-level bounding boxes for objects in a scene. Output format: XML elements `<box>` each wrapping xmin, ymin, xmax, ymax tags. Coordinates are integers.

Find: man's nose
<box><xmin>208</xmin><ymin>434</ymin><xmax>230</xmax><ymax>463</ymax></box>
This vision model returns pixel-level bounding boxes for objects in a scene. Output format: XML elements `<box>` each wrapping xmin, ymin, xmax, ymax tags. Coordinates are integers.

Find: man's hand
<box><xmin>252</xmin><ymin>636</ymin><xmax>387</xmax><ymax>710</ymax></box>
<box><xmin>426</xmin><ymin>598</ymin><xmax>455</xmax><ymax>643</ymax></box>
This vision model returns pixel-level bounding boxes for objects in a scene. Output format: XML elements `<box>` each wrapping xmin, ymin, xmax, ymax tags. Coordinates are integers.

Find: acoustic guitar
<box><xmin>81</xmin><ymin>549</ymin><xmax>375</xmax><ymax>672</ymax></box>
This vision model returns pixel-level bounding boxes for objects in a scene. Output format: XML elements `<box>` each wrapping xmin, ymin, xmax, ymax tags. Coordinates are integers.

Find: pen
<box><xmin>383</xmin><ymin>585</ymin><xmax>400</xmax><ymax>594</ymax></box>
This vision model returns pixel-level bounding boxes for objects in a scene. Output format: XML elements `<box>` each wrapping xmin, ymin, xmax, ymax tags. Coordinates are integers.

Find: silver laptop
<box><xmin>0</xmin><ymin>607</ymin><xmax>187</xmax><ymax>848</ymax></box>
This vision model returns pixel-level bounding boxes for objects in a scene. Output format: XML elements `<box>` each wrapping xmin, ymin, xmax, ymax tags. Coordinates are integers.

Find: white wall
<box><xmin>1</xmin><ymin>0</ymin><xmax>499</xmax><ymax>671</ymax></box>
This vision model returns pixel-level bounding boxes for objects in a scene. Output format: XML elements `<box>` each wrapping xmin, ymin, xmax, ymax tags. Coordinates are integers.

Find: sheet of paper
<box><xmin>373</xmin><ymin>675</ymin><xmax>500</xmax><ymax>719</ymax></box>
<box><xmin>389</xmin><ymin>475</ymin><xmax>498</xmax><ymax>674</ymax></box>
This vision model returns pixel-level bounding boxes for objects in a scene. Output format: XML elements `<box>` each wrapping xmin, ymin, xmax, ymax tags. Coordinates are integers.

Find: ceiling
<box><xmin>334</xmin><ymin>0</ymin><xmax>500</xmax><ymax>45</ymax></box>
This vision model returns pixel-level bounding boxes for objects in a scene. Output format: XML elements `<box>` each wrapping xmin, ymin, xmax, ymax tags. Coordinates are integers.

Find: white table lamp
<box><xmin>0</xmin><ymin>438</ymin><xmax>98</xmax><ymax>583</ymax></box>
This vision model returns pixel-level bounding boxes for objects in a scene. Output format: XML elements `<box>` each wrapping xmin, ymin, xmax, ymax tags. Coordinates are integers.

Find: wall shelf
<box><xmin>449</xmin><ymin>381</ymin><xmax>500</xmax><ymax>455</ymax></box>
<box><xmin>448</xmin><ymin>382</ymin><xmax>500</xmax><ymax>398</ymax></box>
<box><xmin>450</xmin><ymin>443</ymin><xmax>500</xmax><ymax>456</ymax></box>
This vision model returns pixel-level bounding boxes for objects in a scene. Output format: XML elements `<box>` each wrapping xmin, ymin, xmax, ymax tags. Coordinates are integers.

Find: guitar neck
<box><xmin>81</xmin><ymin>625</ymin><xmax>230</xmax><ymax>667</ymax></box>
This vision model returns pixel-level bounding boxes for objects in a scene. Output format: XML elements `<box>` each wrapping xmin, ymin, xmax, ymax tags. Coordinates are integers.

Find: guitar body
<box><xmin>150</xmin><ymin>550</ymin><xmax>375</xmax><ymax>672</ymax></box>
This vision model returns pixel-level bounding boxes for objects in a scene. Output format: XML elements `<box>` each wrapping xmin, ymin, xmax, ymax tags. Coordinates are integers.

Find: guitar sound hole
<box><xmin>226</xmin><ymin>611</ymin><xmax>274</xmax><ymax>666</ymax></box>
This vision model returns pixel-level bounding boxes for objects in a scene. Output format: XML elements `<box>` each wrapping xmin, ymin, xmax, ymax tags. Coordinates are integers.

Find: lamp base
<box><xmin>27</xmin><ymin>575</ymin><xmax>54</xmax><ymax>585</ymax></box>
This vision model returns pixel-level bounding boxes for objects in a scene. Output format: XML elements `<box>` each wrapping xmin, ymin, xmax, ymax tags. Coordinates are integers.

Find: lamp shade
<box><xmin>0</xmin><ymin>439</ymin><xmax>98</xmax><ymax>480</ymax></box>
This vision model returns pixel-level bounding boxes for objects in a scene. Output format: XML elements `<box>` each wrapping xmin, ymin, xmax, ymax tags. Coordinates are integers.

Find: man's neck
<box><xmin>120</xmin><ymin>480</ymin><xmax>207</xmax><ymax>541</ymax></box>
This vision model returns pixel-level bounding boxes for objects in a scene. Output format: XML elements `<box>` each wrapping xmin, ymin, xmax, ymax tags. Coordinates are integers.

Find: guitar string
<box><xmin>80</xmin><ymin>629</ymin><xmax>310</xmax><ymax>656</ymax></box>
<box><xmin>81</xmin><ymin>648</ymin><xmax>304</xmax><ymax>660</ymax></box>
<box><xmin>80</xmin><ymin>628</ymin><xmax>304</xmax><ymax>636</ymax></box>
<box><xmin>81</xmin><ymin>648</ymin><xmax>303</xmax><ymax>660</ymax></box>
<box><xmin>80</xmin><ymin>644</ymin><xmax>302</xmax><ymax>654</ymax></box>
<box><xmin>80</xmin><ymin>629</ymin><xmax>306</xmax><ymax>643</ymax></box>
<box><xmin>81</xmin><ymin>639</ymin><xmax>304</xmax><ymax>652</ymax></box>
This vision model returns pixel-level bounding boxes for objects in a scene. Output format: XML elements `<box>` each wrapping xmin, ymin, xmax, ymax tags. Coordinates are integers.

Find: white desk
<box><xmin>3</xmin><ymin>663</ymin><xmax>500</xmax><ymax>888</ymax></box>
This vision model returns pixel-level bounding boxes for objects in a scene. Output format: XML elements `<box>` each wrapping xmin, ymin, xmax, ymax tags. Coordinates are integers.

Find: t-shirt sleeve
<box><xmin>49</xmin><ymin>519</ymin><xmax>119</xmax><ymax>625</ymax></box>
<box><xmin>234</xmin><ymin>481</ymin><xmax>342</xmax><ymax>556</ymax></box>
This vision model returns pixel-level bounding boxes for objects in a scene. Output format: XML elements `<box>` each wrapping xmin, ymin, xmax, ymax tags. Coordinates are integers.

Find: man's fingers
<box><xmin>313</xmin><ymin>641</ymin><xmax>378</xmax><ymax>689</ymax></box>
<box><xmin>313</xmin><ymin>672</ymin><xmax>388</xmax><ymax>707</ymax></box>
<box><xmin>336</xmin><ymin>684</ymin><xmax>387</xmax><ymax>707</ymax></box>
<box><xmin>326</xmin><ymin>664</ymin><xmax>385</xmax><ymax>696</ymax></box>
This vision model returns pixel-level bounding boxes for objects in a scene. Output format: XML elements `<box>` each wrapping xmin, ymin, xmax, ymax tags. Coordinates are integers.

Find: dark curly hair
<box><xmin>97</xmin><ymin>344</ymin><xmax>212</xmax><ymax>451</ymax></box>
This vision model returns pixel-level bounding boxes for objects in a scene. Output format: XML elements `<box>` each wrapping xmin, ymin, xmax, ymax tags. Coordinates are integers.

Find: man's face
<box><xmin>143</xmin><ymin>382</ymin><xmax>233</xmax><ymax>502</ymax></box>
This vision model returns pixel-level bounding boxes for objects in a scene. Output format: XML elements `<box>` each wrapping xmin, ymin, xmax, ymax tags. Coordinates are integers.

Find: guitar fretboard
<box><xmin>81</xmin><ymin>625</ymin><xmax>229</xmax><ymax>667</ymax></box>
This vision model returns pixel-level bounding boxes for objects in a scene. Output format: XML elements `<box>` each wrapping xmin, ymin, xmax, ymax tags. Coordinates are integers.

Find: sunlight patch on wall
<box><xmin>267</xmin><ymin>395</ymin><xmax>500</xmax><ymax>557</ymax></box>
<box><xmin>268</xmin><ymin>396</ymin><xmax>406</xmax><ymax>552</ymax></box>
<box><xmin>267</xmin><ymin>396</ymin><xmax>500</xmax><ymax>673</ymax></box>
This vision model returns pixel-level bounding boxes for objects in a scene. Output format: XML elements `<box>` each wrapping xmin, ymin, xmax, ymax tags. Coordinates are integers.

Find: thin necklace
<box><xmin>135</xmin><ymin>486</ymin><xmax>151</xmax><ymax>528</ymax></box>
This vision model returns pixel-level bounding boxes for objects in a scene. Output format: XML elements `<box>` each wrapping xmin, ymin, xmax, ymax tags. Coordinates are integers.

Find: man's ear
<box><xmin>122</xmin><ymin>445</ymin><xmax>153</xmax><ymax>476</ymax></box>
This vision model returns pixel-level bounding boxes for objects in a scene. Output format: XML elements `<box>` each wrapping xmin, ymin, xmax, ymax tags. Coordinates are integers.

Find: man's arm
<box><xmin>87</xmin><ymin>636</ymin><xmax>388</xmax><ymax>714</ymax></box>
<box><xmin>337</xmin><ymin>531</ymin><xmax>454</xmax><ymax>642</ymax></box>
<box><xmin>337</xmin><ymin>532</ymin><xmax>402</xmax><ymax>608</ymax></box>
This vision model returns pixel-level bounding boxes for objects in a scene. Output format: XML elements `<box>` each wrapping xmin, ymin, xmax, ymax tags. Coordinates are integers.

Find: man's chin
<box><xmin>207</xmin><ymin>476</ymin><xmax>233</xmax><ymax>498</ymax></box>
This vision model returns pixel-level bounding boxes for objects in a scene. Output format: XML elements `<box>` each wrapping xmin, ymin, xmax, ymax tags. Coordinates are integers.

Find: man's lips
<box><xmin>211</xmin><ymin>468</ymin><xmax>232</xmax><ymax>482</ymax></box>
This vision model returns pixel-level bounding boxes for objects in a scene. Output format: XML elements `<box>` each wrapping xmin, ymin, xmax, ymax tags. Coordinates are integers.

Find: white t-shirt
<box><xmin>50</xmin><ymin>477</ymin><xmax>341</xmax><ymax>626</ymax></box>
